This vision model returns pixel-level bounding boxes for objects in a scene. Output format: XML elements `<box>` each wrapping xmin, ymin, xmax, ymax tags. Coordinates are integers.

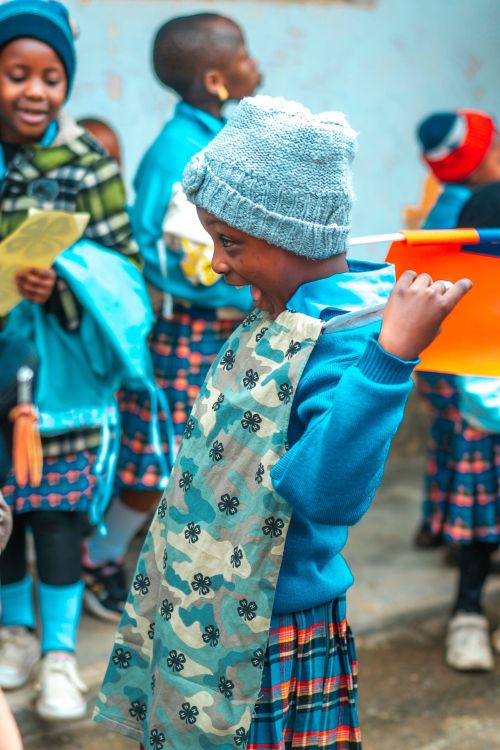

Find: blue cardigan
<box><xmin>271</xmin><ymin>261</ymin><xmax>417</xmax><ymax>613</ymax></box>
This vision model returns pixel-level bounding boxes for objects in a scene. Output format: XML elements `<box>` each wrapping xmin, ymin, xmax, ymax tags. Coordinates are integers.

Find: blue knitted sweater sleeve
<box><xmin>270</xmin><ymin>334</ymin><xmax>417</xmax><ymax>526</ymax></box>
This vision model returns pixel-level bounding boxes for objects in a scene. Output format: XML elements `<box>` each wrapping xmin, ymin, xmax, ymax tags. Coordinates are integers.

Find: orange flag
<box><xmin>385</xmin><ymin>229</ymin><xmax>500</xmax><ymax>377</ymax></box>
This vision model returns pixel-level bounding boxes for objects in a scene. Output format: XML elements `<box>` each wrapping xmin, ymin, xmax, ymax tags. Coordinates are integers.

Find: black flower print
<box><xmin>220</xmin><ymin>349</ymin><xmax>236</xmax><ymax>371</ymax></box>
<box><xmin>150</xmin><ymin>728</ymin><xmax>166</xmax><ymax>749</ymax></box>
<box><xmin>157</xmin><ymin>496</ymin><xmax>167</xmax><ymax>519</ymax></box>
<box><xmin>191</xmin><ymin>572</ymin><xmax>212</xmax><ymax>595</ymax></box>
<box><xmin>251</xmin><ymin>647</ymin><xmax>265</xmax><ymax>669</ymax></box>
<box><xmin>202</xmin><ymin>624</ymin><xmax>220</xmax><ymax>647</ymax></box>
<box><xmin>148</xmin><ymin>622</ymin><xmax>155</xmax><ymax>640</ymax></box>
<box><xmin>230</xmin><ymin>546</ymin><xmax>243</xmax><ymax>568</ymax></box>
<box><xmin>255</xmin><ymin>327</ymin><xmax>268</xmax><ymax>342</ymax></box>
<box><xmin>212</xmin><ymin>393</ymin><xmax>225</xmax><ymax>412</ymax></box>
<box><xmin>237</xmin><ymin>598</ymin><xmax>257</xmax><ymax>622</ymax></box>
<box><xmin>241</xmin><ymin>411</ymin><xmax>262</xmax><ymax>433</ymax></box>
<box><xmin>151</xmin><ymin>673</ymin><xmax>156</xmax><ymax>693</ymax></box>
<box><xmin>218</xmin><ymin>675</ymin><xmax>235</xmax><ymax>698</ymax></box>
<box><xmin>133</xmin><ymin>573</ymin><xmax>150</xmax><ymax>595</ymax></box>
<box><xmin>162</xmin><ymin>548</ymin><xmax>167</xmax><ymax>570</ymax></box>
<box><xmin>167</xmin><ymin>649</ymin><xmax>186</xmax><ymax>672</ymax></box>
<box><xmin>112</xmin><ymin>647</ymin><xmax>132</xmax><ymax>669</ymax></box>
<box><xmin>209</xmin><ymin>439</ymin><xmax>224</xmax><ymax>462</ymax></box>
<box><xmin>277</xmin><ymin>382</ymin><xmax>294</xmax><ymax>404</ymax></box>
<box><xmin>262</xmin><ymin>516</ymin><xmax>285</xmax><ymax>538</ymax></box>
<box><xmin>160</xmin><ymin>598</ymin><xmax>173</xmax><ymax>621</ymax></box>
<box><xmin>179</xmin><ymin>702</ymin><xmax>199</xmax><ymax>725</ymax></box>
<box><xmin>184</xmin><ymin>417</ymin><xmax>195</xmax><ymax>439</ymax></box>
<box><xmin>285</xmin><ymin>340</ymin><xmax>301</xmax><ymax>359</ymax></box>
<box><xmin>129</xmin><ymin>699</ymin><xmax>147</xmax><ymax>722</ymax></box>
<box><xmin>255</xmin><ymin>463</ymin><xmax>264</xmax><ymax>485</ymax></box>
<box><xmin>185</xmin><ymin>521</ymin><xmax>201</xmax><ymax>543</ymax></box>
<box><xmin>179</xmin><ymin>470</ymin><xmax>193</xmax><ymax>492</ymax></box>
<box><xmin>242</xmin><ymin>368</ymin><xmax>259</xmax><ymax>390</ymax></box>
<box><xmin>242</xmin><ymin>312</ymin><xmax>257</xmax><ymax>327</ymax></box>
<box><xmin>218</xmin><ymin>493</ymin><xmax>239</xmax><ymax>516</ymax></box>
<box><xmin>234</xmin><ymin>726</ymin><xmax>249</xmax><ymax>747</ymax></box>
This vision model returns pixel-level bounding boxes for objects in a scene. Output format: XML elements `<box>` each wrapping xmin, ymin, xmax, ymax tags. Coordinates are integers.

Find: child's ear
<box><xmin>203</xmin><ymin>69</ymin><xmax>229</xmax><ymax>102</ymax></box>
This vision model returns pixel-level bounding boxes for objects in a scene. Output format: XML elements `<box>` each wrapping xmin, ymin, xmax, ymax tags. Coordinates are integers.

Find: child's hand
<box><xmin>378</xmin><ymin>270</ymin><xmax>472</xmax><ymax>361</ymax></box>
<box><xmin>15</xmin><ymin>267</ymin><xmax>56</xmax><ymax>304</ymax></box>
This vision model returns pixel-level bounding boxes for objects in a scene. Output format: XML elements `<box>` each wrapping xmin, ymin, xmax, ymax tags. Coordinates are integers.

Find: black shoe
<box><xmin>413</xmin><ymin>523</ymin><xmax>443</xmax><ymax>549</ymax></box>
<box><xmin>83</xmin><ymin>560</ymin><xmax>128</xmax><ymax>623</ymax></box>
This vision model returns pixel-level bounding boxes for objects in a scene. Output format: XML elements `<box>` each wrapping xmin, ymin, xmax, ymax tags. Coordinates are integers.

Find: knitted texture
<box><xmin>417</xmin><ymin>109</ymin><xmax>495</xmax><ymax>183</ymax></box>
<box><xmin>183</xmin><ymin>95</ymin><xmax>357</xmax><ymax>259</ymax></box>
<box><xmin>0</xmin><ymin>0</ymin><xmax>76</xmax><ymax>96</ymax></box>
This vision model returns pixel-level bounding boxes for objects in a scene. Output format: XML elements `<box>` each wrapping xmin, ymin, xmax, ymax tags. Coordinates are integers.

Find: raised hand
<box><xmin>378</xmin><ymin>270</ymin><xmax>472</xmax><ymax>361</ymax></box>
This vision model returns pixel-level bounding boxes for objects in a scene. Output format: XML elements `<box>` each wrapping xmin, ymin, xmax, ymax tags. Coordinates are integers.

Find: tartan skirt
<box><xmin>2</xmin><ymin>448</ymin><xmax>98</xmax><ymax>513</ymax></box>
<box><xmin>115</xmin><ymin>304</ymin><xmax>239</xmax><ymax>491</ymax></box>
<box><xmin>416</xmin><ymin>373</ymin><xmax>500</xmax><ymax>545</ymax></box>
<box><xmin>247</xmin><ymin>597</ymin><xmax>361</xmax><ymax>750</ymax></box>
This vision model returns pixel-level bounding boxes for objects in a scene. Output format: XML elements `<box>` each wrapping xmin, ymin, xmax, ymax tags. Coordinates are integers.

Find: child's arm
<box><xmin>271</xmin><ymin>272</ymin><xmax>471</xmax><ymax>526</ymax></box>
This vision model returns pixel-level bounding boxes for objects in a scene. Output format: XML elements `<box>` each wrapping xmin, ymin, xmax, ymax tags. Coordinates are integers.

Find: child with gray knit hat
<box><xmin>95</xmin><ymin>96</ymin><xmax>471</xmax><ymax>750</ymax></box>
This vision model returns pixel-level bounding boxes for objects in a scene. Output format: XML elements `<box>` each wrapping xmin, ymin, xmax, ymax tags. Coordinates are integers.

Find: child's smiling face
<box><xmin>0</xmin><ymin>38</ymin><xmax>67</xmax><ymax>143</ymax></box>
<box><xmin>198</xmin><ymin>208</ymin><xmax>298</xmax><ymax>317</ymax></box>
<box><xmin>197</xmin><ymin>208</ymin><xmax>349</xmax><ymax>317</ymax></box>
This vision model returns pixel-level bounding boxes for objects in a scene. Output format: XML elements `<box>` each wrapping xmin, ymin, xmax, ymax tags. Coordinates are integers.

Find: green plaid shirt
<box><xmin>1</xmin><ymin>114</ymin><xmax>140</xmax><ymax>455</ymax></box>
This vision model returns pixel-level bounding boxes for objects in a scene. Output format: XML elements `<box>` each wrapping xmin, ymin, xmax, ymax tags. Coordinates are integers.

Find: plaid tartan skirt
<box><xmin>416</xmin><ymin>373</ymin><xmax>500</xmax><ymax>545</ymax></box>
<box><xmin>115</xmin><ymin>304</ymin><xmax>239</xmax><ymax>491</ymax></box>
<box><xmin>2</xmin><ymin>448</ymin><xmax>97</xmax><ymax>513</ymax></box>
<box><xmin>247</xmin><ymin>597</ymin><xmax>361</xmax><ymax>750</ymax></box>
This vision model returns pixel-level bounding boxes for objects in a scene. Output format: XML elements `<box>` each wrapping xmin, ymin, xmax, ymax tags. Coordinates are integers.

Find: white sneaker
<box><xmin>36</xmin><ymin>652</ymin><xmax>87</xmax><ymax>721</ymax></box>
<box><xmin>0</xmin><ymin>627</ymin><xmax>40</xmax><ymax>689</ymax></box>
<box><xmin>446</xmin><ymin>611</ymin><xmax>494</xmax><ymax>672</ymax></box>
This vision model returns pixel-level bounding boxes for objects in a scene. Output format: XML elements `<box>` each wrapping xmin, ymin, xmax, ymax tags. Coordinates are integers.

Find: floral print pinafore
<box><xmin>94</xmin><ymin>308</ymin><xmax>323</xmax><ymax>748</ymax></box>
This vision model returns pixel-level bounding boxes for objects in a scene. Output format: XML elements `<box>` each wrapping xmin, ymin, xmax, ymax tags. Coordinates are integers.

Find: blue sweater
<box><xmin>131</xmin><ymin>101</ymin><xmax>252</xmax><ymax>311</ymax></box>
<box><xmin>271</xmin><ymin>261</ymin><xmax>417</xmax><ymax>613</ymax></box>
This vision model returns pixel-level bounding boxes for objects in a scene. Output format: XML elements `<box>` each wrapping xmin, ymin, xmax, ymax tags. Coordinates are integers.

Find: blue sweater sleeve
<box><xmin>271</xmin><ymin>335</ymin><xmax>417</xmax><ymax>526</ymax></box>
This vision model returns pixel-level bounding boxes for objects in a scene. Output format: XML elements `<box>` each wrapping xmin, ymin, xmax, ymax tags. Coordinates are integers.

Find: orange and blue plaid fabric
<box><xmin>247</xmin><ymin>597</ymin><xmax>361</xmax><ymax>750</ymax></box>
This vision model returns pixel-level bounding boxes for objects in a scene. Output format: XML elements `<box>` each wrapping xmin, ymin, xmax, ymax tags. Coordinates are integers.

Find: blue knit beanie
<box><xmin>0</xmin><ymin>0</ymin><xmax>76</xmax><ymax>97</ymax></box>
<box><xmin>183</xmin><ymin>96</ymin><xmax>357</xmax><ymax>258</ymax></box>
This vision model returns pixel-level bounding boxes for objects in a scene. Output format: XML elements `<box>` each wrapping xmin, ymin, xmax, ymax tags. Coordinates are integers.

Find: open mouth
<box><xmin>17</xmin><ymin>109</ymin><xmax>49</xmax><ymax>125</ymax></box>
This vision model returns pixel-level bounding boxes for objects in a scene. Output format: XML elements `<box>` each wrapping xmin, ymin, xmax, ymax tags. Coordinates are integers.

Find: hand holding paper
<box><xmin>0</xmin><ymin>209</ymin><xmax>89</xmax><ymax>315</ymax></box>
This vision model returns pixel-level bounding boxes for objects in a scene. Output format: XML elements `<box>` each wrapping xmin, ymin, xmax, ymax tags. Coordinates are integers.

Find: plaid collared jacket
<box><xmin>2</xmin><ymin>113</ymin><xmax>141</xmax><ymax>457</ymax></box>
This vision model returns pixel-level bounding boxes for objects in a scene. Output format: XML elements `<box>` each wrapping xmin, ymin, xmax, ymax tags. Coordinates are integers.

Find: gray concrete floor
<box><xmin>7</xmin><ymin>450</ymin><xmax>500</xmax><ymax>749</ymax></box>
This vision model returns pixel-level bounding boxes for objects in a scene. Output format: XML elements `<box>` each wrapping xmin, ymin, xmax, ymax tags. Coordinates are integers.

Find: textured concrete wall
<box><xmin>67</xmin><ymin>0</ymin><xmax>500</xmax><ymax>258</ymax></box>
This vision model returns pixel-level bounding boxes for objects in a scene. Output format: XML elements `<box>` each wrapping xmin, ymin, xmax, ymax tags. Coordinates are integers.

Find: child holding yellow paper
<box><xmin>0</xmin><ymin>0</ymin><xmax>141</xmax><ymax>721</ymax></box>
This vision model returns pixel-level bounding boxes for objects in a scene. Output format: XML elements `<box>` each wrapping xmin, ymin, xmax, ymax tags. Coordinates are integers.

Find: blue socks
<box><xmin>0</xmin><ymin>576</ymin><xmax>36</xmax><ymax>629</ymax></box>
<box><xmin>38</xmin><ymin>581</ymin><xmax>84</xmax><ymax>653</ymax></box>
<box><xmin>87</xmin><ymin>496</ymin><xmax>150</xmax><ymax>565</ymax></box>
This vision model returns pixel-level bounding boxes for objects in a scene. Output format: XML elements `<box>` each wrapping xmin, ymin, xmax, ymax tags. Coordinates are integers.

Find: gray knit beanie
<box><xmin>182</xmin><ymin>95</ymin><xmax>357</xmax><ymax>258</ymax></box>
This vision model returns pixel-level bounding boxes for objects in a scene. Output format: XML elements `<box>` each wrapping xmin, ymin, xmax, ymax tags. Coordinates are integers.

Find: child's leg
<box><xmin>453</xmin><ymin>541</ymin><xmax>497</xmax><ymax>614</ymax></box>
<box><xmin>29</xmin><ymin>510</ymin><xmax>84</xmax><ymax>654</ymax></box>
<box><xmin>0</xmin><ymin>514</ymin><xmax>35</xmax><ymax>627</ymax></box>
<box><xmin>29</xmin><ymin>510</ymin><xmax>87</xmax><ymax>719</ymax></box>
<box><xmin>446</xmin><ymin>542</ymin><xmax>496</xmax><ymax>672</ymax></box>
<box><xmin>0</xmin><ymin>514</ymin><xmax>39</xmax><ymax>689</ymax></box>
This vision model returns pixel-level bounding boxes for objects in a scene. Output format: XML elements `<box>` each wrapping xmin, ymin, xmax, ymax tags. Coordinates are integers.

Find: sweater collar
<box><xmin>287</xmin><ymin>260</ymin><xmax>395</xmax><ymax>320</ymax></box>
<box><xmin>176</xmin><ymin>101</ymin><xmax>225</xmax><ymax>137</ymax></box>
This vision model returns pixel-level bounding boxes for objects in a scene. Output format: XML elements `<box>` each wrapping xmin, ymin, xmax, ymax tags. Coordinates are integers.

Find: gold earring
<box><xmin>217</xmin><ymin>85</ymin><xmax>229</xmax><ymax>103</ymax></box>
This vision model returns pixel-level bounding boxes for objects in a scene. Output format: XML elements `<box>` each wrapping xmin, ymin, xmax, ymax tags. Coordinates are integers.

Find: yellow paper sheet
<box><xmin>0</xmin><ymin>209</ymin><xmax>89</xmax><ymax>315</ymax></box>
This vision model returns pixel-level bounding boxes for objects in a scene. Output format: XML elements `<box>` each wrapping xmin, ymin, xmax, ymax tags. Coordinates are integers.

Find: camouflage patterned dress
<box><xmin>94</xmin><ymin>308</ymin><xmax>324</xmax><ymax>748</ymax></box>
